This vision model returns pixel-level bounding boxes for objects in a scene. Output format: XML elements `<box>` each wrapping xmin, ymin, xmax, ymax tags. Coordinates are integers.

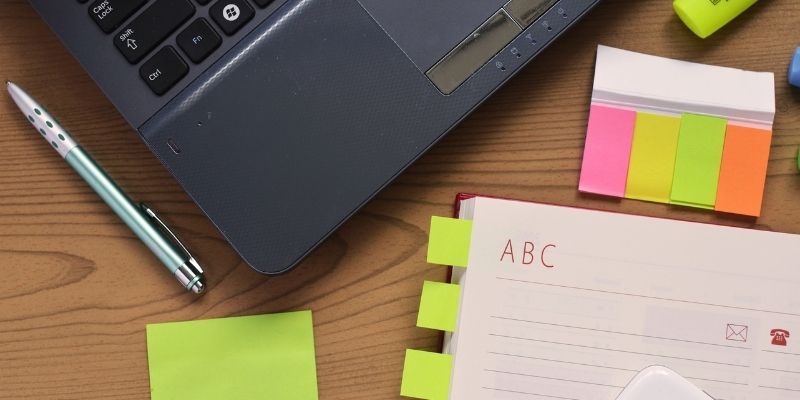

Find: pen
<box><xmin>7</xmin><ymin>81</ymin><xmax>206</xmax><ymax>294</ymax></box>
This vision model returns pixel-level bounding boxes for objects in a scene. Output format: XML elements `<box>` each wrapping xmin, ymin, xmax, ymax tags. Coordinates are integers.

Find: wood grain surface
<box><xmin>1</xmin><ymin>0</ymin><xmax>799</xmax><ymax>398</ymax></box>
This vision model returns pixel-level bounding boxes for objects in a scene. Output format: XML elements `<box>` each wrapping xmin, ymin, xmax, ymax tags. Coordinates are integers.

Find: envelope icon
<box><xmin>726</xmin><ymin>324</ymin><xmax>748</xmax><ymax>342</ymax></box>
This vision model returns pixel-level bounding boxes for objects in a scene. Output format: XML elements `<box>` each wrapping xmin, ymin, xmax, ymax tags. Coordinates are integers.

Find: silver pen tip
<box><xmin>191</xmin><ymin>280</ymin><xmax>206</xmax><ymax>294</ymax></box>
<box><xmin>7</xmin><ymin>81</ymin><xmax>22</xmax><ymax>96</ymax></box>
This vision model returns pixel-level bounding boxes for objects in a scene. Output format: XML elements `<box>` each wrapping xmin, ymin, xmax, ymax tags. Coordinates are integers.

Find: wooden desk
<box><xmin>1</xmin><ymin>0</ymin><xmax>798</xmax><ymax>398</ymax></box>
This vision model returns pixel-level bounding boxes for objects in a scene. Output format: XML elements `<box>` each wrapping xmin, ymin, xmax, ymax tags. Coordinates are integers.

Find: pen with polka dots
<box><xmin>7</xmin><ymin>81</ymin><xmax>206</xmax><ymax>294</ymax></box>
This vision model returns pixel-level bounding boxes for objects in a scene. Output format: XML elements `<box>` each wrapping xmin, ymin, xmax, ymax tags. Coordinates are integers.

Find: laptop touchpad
<box><xmin>357</xmin><ymin>0</ymin><xmax>509</xmax><ymax>73</ymax></box>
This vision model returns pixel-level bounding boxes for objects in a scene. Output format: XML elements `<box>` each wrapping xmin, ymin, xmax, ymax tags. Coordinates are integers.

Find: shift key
<box><xmin>114</xmin><ymin>0</ymin><xmax>195</xmax><ymax>64</ymax></box>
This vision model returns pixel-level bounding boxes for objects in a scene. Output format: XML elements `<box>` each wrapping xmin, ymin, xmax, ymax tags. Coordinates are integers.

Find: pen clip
<box><xmin>140</xmin><ymin>203</ymin><xmax>203</xmax><ymax>273</ymax></box>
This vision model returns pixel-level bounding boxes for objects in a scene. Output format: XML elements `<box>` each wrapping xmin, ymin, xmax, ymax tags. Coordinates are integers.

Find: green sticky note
<box><xmin>400</xmin><ymin>350</ymin><xmax>453</xmax><ymax>400</ymax></box>
<box><xmin>625</xmin><ymin>112</ymin><xmax>681</xmax><ymax>203</ymax></box>
<box><xmin>427</xmin><ymin>216</ymin><xmax>472</xmax><ymax>267</ymax></box>
<box><xmin>417</xmin><ymin>281</ymin><xmax>461</xmax><ymax>332</ymax></box>
<box><xmin>147</xmin><ymin>311</ymin><xmax>318</xmax><ymax>400</ymax></box>
<box><xmin>670</xmin><ymin>113</ymin><xmax>727</xmax><ymax>209</ymax></box>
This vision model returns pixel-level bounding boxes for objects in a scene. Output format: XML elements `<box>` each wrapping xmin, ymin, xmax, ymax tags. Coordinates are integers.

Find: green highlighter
<box><xmin>674</xmin><ymin>0</ymin><xmax>758</xmax><ymax>39</ymax></box>
<box><xmin>797</xmin><ymin>147</ymin><xmax>800</xmax><ymax>172</ymax></box>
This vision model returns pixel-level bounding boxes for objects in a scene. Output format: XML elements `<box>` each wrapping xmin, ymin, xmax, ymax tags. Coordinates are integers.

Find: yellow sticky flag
<box><xmin>417</xmin><ymin>281</ymin><xmax>461</xmax><ymax>332</ymax></box>
<box><xmin>400</xmin><ymin>350</ymin><xmax>453</xmax><ymax>400</ymax></box>
<box><xmin>625</xmin><ymin>112</ymin><xmax>681</xmax><ymax>203</ymax></box>
<box><xmin>427</xmin><ymin>216</ymin><xmax>472</xmax><ymax>267</ymax></box>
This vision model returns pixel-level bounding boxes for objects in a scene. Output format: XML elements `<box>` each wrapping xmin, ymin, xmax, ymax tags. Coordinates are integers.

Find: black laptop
<box><xmin>27</xmin><ymin>0</ymin><xmax>600</xmax><ymax>274</ymax></box>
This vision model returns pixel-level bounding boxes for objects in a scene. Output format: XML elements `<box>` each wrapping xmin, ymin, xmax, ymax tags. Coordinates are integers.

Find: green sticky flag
<box><xmin>625</xmin><ymin>112</ymin><xmax>681</xmax><ymax>203</ymax></box>
<box><xmin>417</xmin><ymin>281</ymin><xmax>461</xmax><ymax>332</ymax></box>
<box><xmin>427</xmin><ymin>216</ymin><xmax>473</xmax><ymax>267</ymax></box>
<box><xmin>670</xmin><ymin>113</ymin><xmax>728</xmax><ymax>209</ymax></box>
<box><xmin>400</xmin><ymin>350</ymin><xmax>453</xmax><ymax>400</ymax></box>
<box><xmin>146</xmin><ymin>311</ymin><xmax>318</xmax><ymax>400</ymax></box>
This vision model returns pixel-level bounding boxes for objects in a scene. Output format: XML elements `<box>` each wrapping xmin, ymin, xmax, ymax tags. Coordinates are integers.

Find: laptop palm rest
<box><xmin>356</xmin><ymin>0</ymin><xmax>508</xmax><ymax>73</ymax></box>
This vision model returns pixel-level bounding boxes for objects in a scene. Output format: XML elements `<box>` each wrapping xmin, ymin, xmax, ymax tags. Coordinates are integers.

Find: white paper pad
<box><xmin>592</xmin><ymin>45</ymin><xmax>775</xmax><ymax>127</ymax></box>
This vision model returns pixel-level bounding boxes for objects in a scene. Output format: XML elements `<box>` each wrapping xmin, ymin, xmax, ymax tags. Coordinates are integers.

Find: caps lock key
<box><xmin>89</xmin><ymin>0</ymin><xmax>147</xmax><ymax>33</ymax></box>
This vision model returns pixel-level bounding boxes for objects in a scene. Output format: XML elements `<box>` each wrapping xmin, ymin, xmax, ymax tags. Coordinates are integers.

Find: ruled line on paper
<box><xmin>762</xmin><ymin>350</ymin><xmax>800</xmax><ymax>357</ymax></box>
<box><xmin>484</xmin><ymin>369</ymin><xmax>625</xmax><ymax>389</ymax></box>
<box><xmin>486</xmin><ymin>352</ymin><xmax>750</xmax><ymax>387</ymax></box>
<box><xmin>496</xmin><ymin>277</ymin><xmax>800</xmax><ymax>317</ymax></box>
<box><xmin>760</xmin><ymin>367</ymin><xmax>800</xmax><ymax>375</ymax></box>
<box><xmin>490</xmin><ymin>316</ymin><xmax>751</xmax><ymax>350</ymax></box>
<box><xmin>488</xmin><ymin>334</ymin><xmax>751</xmax><ymax>368</ymax></box>
<box><xmin>487</xmin><ymin>352</ymin><xmax>638</xmax><ymax>372</ymax></box>
<box><xmin>759</xmin><ymin>386</ymin><xmax>800</xmax><ymax>393</ymax></box>
<box><xmin>482</xmin><ymin>387</ymin><xmax>584</xmax><ymax>400</ymax></box>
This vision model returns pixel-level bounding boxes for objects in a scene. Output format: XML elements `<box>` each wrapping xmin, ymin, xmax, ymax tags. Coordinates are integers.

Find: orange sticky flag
<box><xmin>715</xmin><ymin>125</ymin><xmax>772</xmax><ymax>217</ymax></box>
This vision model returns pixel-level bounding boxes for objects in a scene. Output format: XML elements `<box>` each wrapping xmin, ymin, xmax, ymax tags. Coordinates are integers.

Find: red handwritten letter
<box><xmin>500</xmin><ymin>239</ymin><xmax>514</xmax><ymax>263</ymax></box>
<box><xmin>542</xmin><ymin>244</ymin><xmax>556</xmax><ymax>268</ymax></box>
<box><xmin>522</xmin><ymin>242</ymin><xmax>535</xmax><ymax>265</ymax></box>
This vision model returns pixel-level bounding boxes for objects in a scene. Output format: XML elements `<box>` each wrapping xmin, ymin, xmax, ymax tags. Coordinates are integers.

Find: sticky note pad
<box><xmin>147</xmin><ymin>311</ymin><xmax>318</xmax><ymax>400</ymax></box>
<box><xmin>427</xmin><ymin>216</ymin><xmax>472</xmax><ymax>267</ymax></box>
<box><xmin>715</xmin><ymin>125</ymin><xmax>772</xmax><ymax>217</ymax></box>
<box><xmin>625</xmin><ymin>112</ymin><xmax>681</xmax><ymax>202</ymax></box>
<box><xmin>417</xmin><ymin>281</ymin><xmax>461</xmax><ymax>332</ymax></box>
<box><xmin>670</xmin><ymin>114</ymin><xmax>728</xmax><ymax>208</ymax></box>
<box><xmin>579</xmin><ymin>104</ymin><xmax>636</xmax><ymax>197</ymax></box>
<box><xmin>401</xmin><ymin>350</ymin><xmax>453</xmax><ymax>400</ymax></box>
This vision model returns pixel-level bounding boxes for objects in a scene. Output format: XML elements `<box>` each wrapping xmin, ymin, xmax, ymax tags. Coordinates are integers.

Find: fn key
<box><xmin>139</xmin><ymin>47</ymin><xmax>188</xmax><ymax>95</ymax></box>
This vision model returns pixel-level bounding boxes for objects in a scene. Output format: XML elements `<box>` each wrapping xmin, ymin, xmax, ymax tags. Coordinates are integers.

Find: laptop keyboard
<box><xmin>83</xmin><ymin>0</ymin><xmax>274</xmax><ymax>95</ymax></box>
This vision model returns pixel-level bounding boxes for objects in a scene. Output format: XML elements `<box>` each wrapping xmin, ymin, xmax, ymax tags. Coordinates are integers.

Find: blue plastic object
<box><xmin>789</xmin><ymin>48</ymin><xmax>800</xmax><ymax>88</ymax></box>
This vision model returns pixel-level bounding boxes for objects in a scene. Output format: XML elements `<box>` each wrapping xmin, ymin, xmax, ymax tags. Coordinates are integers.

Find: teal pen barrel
<box><xmin>65</xmin><ymin>147</ymin><xmax>186</xmax><ymax>273</ymax></box>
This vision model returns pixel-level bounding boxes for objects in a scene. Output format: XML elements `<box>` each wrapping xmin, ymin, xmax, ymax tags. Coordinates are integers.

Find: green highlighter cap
<box><xmin>673</xmin><ymin>0</ymin><xmax>758</xmax><ymax>39</ymax></box>
<box><xmin>797</xmin><ymin>146</ymin><xmax>800</xmax><ymax>172</ymax></box>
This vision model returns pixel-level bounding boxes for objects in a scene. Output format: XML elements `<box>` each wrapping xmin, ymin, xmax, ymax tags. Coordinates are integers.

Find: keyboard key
<box><xmin>114</xmin><ymin>0</ymin><xmax>195</xmax><ymax>64</ymax></box>
<box><xmin>209</xmin><ymin>0</ymin><xmax>254</xmax><ymax>35</ymax></box>
<box><xmin>177</xmin><ymin>18</ymin><xmax>221</xmax><ymax>63</ymax></box>
<box><xmin>88</xmin><ymin>0</ymin><xmax>147</xmax><ymax>33</ymax></box>
<box><xmin>139</xmin><ymin>46</ymin><xmax>188</xmax><ymax>95</ymax></box>
<box><xmin>252</xmin><ymin>0</ymin><xmax>274</xmax><ymax>7</ymax></box>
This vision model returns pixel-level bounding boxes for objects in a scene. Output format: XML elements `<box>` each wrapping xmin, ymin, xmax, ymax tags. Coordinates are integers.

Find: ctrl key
<box><xmin>139</xmin><ymin>46</ymin><xmax>188</xmax><ymax>95</ymax></box>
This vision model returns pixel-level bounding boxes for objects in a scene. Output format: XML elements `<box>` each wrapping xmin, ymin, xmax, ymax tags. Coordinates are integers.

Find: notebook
<box><xmin>401</xmin><ymin>194</ymin><xmax>800</xmax><ymax>400</ymax></box>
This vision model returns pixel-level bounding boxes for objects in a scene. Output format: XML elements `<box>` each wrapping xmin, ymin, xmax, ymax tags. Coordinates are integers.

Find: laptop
<box><xmin>27</xmin><ymin>0</ymin><xmax>600</xmax><ymax>274</ymax></box>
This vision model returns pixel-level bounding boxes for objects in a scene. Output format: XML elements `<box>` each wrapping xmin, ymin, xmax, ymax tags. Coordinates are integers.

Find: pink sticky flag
<box><xmin>579</xmin><ymin>104</ymin><xmax>637</xmax><ymax>197</ymax></box>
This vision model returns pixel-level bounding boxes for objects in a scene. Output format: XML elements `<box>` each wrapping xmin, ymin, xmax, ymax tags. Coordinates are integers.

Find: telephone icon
<box><xmin>770</xmin><ymin>329</ymin><xmax>790</xmax><ymax>346</ymax></box>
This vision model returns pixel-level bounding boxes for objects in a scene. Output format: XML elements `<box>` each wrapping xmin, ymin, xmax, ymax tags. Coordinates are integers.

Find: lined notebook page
<box><xmin>449</xmin><ymin>197</ymin><xmax>800</xmax><ymax>400</ymax></box>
